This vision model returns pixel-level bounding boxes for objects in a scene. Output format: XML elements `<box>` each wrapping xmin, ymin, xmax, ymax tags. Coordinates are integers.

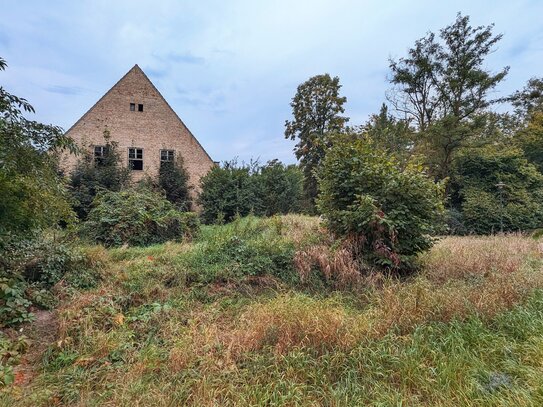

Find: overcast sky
<box><xmin>2</xmin><ymin>0</ymin><xmax>542</xmax><ymax>164</ymax></box>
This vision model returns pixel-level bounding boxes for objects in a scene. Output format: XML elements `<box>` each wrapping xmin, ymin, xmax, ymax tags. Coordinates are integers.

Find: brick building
<box><xmin>61</xmin><ymin>64</ymin><xmax>214</xmax><ymax>200</ymax></box>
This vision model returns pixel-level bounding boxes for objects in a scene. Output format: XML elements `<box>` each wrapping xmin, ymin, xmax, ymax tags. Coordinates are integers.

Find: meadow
<box><xmin>2</xmin><ymin>215</ymin><xmax>543</xmax><ymax>406</ymax></box>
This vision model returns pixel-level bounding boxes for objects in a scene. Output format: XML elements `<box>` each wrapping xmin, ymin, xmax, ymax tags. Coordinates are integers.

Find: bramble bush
<box><xmin>317</xmin><ymin>136</ymin><xmax>445</xmax><ymax>270</ymax></box>
<box><xmin>0</xmin><ymin>233</ymin><xmax>101</xmax><ymax>327</ymax></box>
<box><xmin>81</xmin><ymin>188</ymin><xmax>199</xmax><ymax>247</ymax></box>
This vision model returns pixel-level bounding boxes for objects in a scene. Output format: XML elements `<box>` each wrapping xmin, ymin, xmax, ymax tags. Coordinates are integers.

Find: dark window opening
<box><xmin>160</xmin><ymin>149</ymin><xmax>175</xmax><ymax>165</ymax></box>
<box><xmin>130</xmin><ymin>103</ymin><xmax>135</xmax><ymax>111</ymax></box>
<box><xmin>138</xmin><ymin>104</ymin><xmax>144</xmax><ymax>112</ymax></box>
<box><xmin>128</xmin><ymin>148</ymin><xmax>143</xmax><ymax>171</ymax></box>
<box><xmin>94</xmin><ymin>145</ymin><xmax>109</xmax><ymax>165</ymax></box>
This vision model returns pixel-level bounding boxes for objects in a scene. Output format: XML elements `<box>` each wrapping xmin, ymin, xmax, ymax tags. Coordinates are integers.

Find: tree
<box><xmin>363</xmin><ymin>103</ymin><xmax>414</xmax><ymax>162</ymax></box>
<box><xmin>285</xmin><ymin>74</ymin><xmax>349</xmax><ymax>207</ymax></box>
<box><xmin>317</xmin><ymin>136</ymin><xmax>445</xmax><ymax>270</ymax></box>
<box><xmin>259</xmin><ymin>160</ymin><xmax>303</xmax><ymax>216</ymax></box>
<box><xmin>514</xmin><ymin>111</ymin><xmax>543</xmax><ymax>173</ymax></box>
<box><xmin>388</xmin><ymin>13</ymin><xmax>509</xmax><ymax>180</ymax></box>
<box><xmin>504</xmin><ymin>77</ymin><xmax>543</xmax><ymax>119</ymax></box>
<box><xmin>450</xmin><ymin>145</ymin><xmax>543</xmax><ymax>234</ymax></box>
<box><xmin>159</xmin><ymin>156</ymin><xmax>192</xmax><ymax>210</ymax></box>
<box><xmin>69</xmin><ymin>130</ymin><xmax>130</xmax><ymax>219</ymax></box>
<box><xmin>198</xmin><ymin>159</ymin><xmax>304</xmax><ymax>223</ymax></box>
<box><xmin>198</xmin><ymin>160</ymin><xmax>263</xmax><ymax>224</ymax></box>
<box><xmin>0</xmin><ymin>57</ymin><xmax>75</xmax><ymax>236</ymax></box>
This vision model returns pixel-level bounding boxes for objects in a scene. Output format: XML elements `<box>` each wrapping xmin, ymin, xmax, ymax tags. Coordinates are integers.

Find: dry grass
<box><xmin>6</xmin><ymin>223</ymin><xmax>543</xmax><ymax>406</ymax></box>
<box><xmin>294</xmin><ymin>244</ymin><xmax>362</xmax><ymax>288</ymax></box>
<box><xmin>422</xmin><ymin>234</ymin><xmax>542</xmax><ymax>283</ymax></box>
<box><xmin>273</xmin><ymin>214</ymin><xmax>323</xmax><ymax>245</ymax></box>
<box><xmin>230</xmin><ymin>295</ymin><xmax>367</xmax><ymax>355</ymax></box>
<box><xmin>373</xmin><ymin>234</ymin><xmax>543</xmax><ymax>334</ymax></box>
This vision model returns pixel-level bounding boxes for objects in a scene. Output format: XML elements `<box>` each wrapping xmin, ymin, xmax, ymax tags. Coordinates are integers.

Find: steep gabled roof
<box><xmin>65</xmin><ymin>64</ymin><xmax>213</xmax><ymax>162</ymax></box>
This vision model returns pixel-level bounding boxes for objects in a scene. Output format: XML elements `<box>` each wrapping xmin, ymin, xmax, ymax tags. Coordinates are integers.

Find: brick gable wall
<box><xmin>60</xmin><ymin>65</ymin><xmax>214</xmax><ymax>202</ymax></box>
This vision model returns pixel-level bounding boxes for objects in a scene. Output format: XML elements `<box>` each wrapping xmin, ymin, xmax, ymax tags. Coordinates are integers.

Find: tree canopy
<box><xmin>285</xmin><ymin>74</ymin><xmax>348</xmax><ymax>207</ymax></box>
<box><xmin>0</xmin><ymin>57</ymin><xmax>75</xmax><ymax>236</ymax></box>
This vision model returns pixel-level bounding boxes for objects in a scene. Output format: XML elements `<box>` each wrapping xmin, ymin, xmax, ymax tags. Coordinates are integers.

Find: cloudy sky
<box><xmin>2</xmin><ymin>0</ymin><xmax>542</xmax><ymax>163</ymax></box>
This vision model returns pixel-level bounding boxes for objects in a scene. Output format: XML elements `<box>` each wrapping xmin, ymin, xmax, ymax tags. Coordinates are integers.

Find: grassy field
<box><xmin>2</xmin><ymin>215</ymin><xmax>543</xmax><ymax>406</ymax></box>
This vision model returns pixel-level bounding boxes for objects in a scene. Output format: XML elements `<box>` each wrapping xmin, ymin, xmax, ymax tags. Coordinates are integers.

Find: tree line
<box><xmin>287</xmin><ymin>13</ymin><xmax>543</xmax><ymax>235</ymax></box>
<box><xmin>1</xmin><ymin>12</ymin><xmax>543</xmax><ymax>285</ymax></box>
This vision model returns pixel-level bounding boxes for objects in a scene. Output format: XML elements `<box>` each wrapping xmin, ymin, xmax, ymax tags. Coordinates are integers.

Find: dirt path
<box><xmin>12</xmin><ymin>309</ymin><xmax>59</xmax><ymax>386</ymax></box>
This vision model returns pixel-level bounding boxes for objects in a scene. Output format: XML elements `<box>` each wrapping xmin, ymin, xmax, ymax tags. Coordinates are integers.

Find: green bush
<box><xmin>198</xmin><ymin>160</ymin><xmax>263</xmax><ymax>224</ymax></box>
<box><xmin>158</xmin><ymin>158</ymin><xmax>192</xmax><ymax>210</ymax></box>
<box><xmin>198</xmin><ymin>160</ymin><xmax>304</xmax><ymax>224</ymax></box>
<box><xmin>182</xmin><ymin>216</ymin><xmax>297</xmax><ymax>284</ymax></box>
<box><xmin>260</xmin><ymin>160</ymin><xmax>304</xmax><ymax>216</ymax></box>
<box><xmin>0</xmin><ymin>233</ymin><xmax>98</xmax><ymax>327</ymax></box>
<box><xmin>317</xmin><ymin>136</ymin><xmax>445</xmax><ymax>270</ymax></box>
<box><xmin>69</xmin><ymin>131</ymin><xmax>130</xmax><ymax>220</ymax></box>
<box><xmin>82</xmin><ymin>188</ymin><xmax>199</xmax><ymax>247</ymax></box>
<box><xmin>451</xmin><ymin>146</ymin><xmax>543</xmax><ymax>234</ymax></box>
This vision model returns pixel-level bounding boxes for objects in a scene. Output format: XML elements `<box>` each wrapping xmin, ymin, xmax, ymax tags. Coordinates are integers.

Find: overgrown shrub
<box><xmin>82</xmin><ymin>188</ymin><xmax>199</xmax><ymax>247</ymax></box>
<box><xmin>69</xmin><ymin>131</ymin><xmax>130</xmax><ymax>220</ymax></box>
<box><xmin>198</xmin><ymin>160</ymin><xmax>262</xmax><ymax>223</ymax></box>
<box><xmin>317</xmin><ymin>136</ymin><xmax>445</xmax><ymax>270</ymax></box>
<box><xmin>260</xmin><ymin>160</ymin><xmax>303</xmax><ymax>216</ymax></box>
<box><xmin>0</xmin><ymin>233</ymin><xmax>99</xmax><ymax>327</ymax></box>
<box><xmin>159</xmin><ymin>157</ymin><xmax>192</xmax><ymax>210</ymax></box>
<box><xmin>181</xmin><ymin>216</ymin><xmax>298</xmax><ymax>285</ymax></box>
<box><xmin>451</xmin><ymin>146</ymin><xmax>543</xmax><ymax>234</ymax></box>
<box><xmin>198</xmin><ymin>160</ymin><xmax>304</xmax><ymax>224</ymax></box>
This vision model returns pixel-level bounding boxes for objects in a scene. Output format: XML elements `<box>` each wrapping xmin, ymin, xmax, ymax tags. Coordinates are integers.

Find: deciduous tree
<box><xmin>285</xmin><ymin>74</ymin><xmax>348</xmax><ymax>207</ymax></box>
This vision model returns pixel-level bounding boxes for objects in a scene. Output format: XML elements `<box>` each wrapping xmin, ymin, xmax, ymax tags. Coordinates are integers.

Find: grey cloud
<box><xmin>44</xmin><ymin>85</ymin><xmax>84</xmax><ymax>95</ymax></box>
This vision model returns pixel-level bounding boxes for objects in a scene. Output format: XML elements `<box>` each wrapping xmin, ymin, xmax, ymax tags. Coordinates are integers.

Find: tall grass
<box><xmin>2</xmin><ymin>217</ymin><xmax>543</xmax><ymax>406</ymax></box>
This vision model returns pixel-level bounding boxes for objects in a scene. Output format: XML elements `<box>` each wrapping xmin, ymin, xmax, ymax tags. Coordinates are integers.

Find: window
<box><xmin>160</xmin><ymin>149</ymin><xmax>175</xmax><ymax>165</ymax></box>
<box><xmin>138</xmin><ymin>104</ymin><xmax>144</xmax><ymax>112</ymax></box>
<box><xmin>128</xmin><ymin>148</ymin><xmax>143</xmax><ymax>171</ymax></box>
<box><xmin>130</xmin><ymin>103</ymin><xmax>135</xmax><ymax>111</ymax></box>
<box><xmin>94</xmin><ymin>145</ymin><xmax>108</xmax><ymax>165</ymax></box>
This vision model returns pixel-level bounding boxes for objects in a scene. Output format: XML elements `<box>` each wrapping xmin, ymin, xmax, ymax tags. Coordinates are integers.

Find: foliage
<box><xmin>451</xmin><ymin>146</ymin><xmax>543</xmax><ymax>234</ymax></box>
<box><xmin>285</xmin><ymin>74</ymin><xmax>349</xmax><ymax>206</ymax></box>
<box><xmin>388</xmin><ymin>13</ymin><xmax>508</xmax><ymax>180</ymax></box>
<box><xmin>0</xmin><ymin>232</ymin><xmax>102</xmax><ymax>327</ymax></box>
<box><xmin>0</xmin><ymin>275</ymin><xmax>34</xmax><ymax>327</ymax></box>
<box><xmin>198</xmin><ymin>160</ymin><xmax>304</xmax><ymax>224</ymax></box>
<box><xmin>0</xmin><ymin>57</ymin><xmax>75</xmax><ymax>237</ymax></box>
<box><xmin>259</xmin><ymin>160</ymin><xmax>303</xmax><ymax>216</ymax></box>
<box><xmin>317</xmin><ymin>136</ymin><xmax>445</xmax><ymax>269</ymax></box>
<box><xmin>82</xmin><ymin>188</ymin><xmax>199</xmax><ymax>247</ymax></box>
<box><xmin>198</xmin><ymin>160</ymin><xmax>262</xmax><ymax>223</ymax></box>
<box><xmin>0</xmin><ymin>334</ymin><xmax>29</xmax><ymax>386</ymax></box>
<box><xmin>181</xmin><ymin>216</ymin><xmax>298</xmax><ymax>285</ymax></box>
<box><xmin>504</xmin><ymin>77</ymin><xmax>543</xmax><ymax>119</ymax></box>
<box><xmin>515</xmin><ymin>111</ymin><xmax>543</xmax><ymax>173</ymax></box>
<box><xmin>69</xmin><ymin>130</ymin><xmax>130</xmax><ymax>219</ymax></box>
<box><xmin>158</xmin><ymin>157</ymin><xmax>192</xmax><ymax>210</ymax></box>
<box><xmin>362</xmin><ymin>103</ymin><xmax>414</xmax><ymax>163</ymax></box>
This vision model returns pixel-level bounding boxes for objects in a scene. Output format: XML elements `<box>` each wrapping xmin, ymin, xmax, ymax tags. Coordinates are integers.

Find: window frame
<box><xmin>93</xmin><ymin>145</ymin><xmax>108</xmax><ymax>165</ymax></box>
<box><xmin>128</xmin><ymin>147</ymin><xmax>144</xmax><ymax>171</ymax></box>
<box><xmin>130</xmin><ymin>103</ymin><xmax>135</xmax><ymax>111</ymax></box>
<box><xmin>160</xmin><ymin>149</ymin><xmax>175</xmax><ymax>165</ymax></box>
<box><xmin>138</xmin><ymin>104</ymin><xmax>144</xmax><ymax>112</ymax></box>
